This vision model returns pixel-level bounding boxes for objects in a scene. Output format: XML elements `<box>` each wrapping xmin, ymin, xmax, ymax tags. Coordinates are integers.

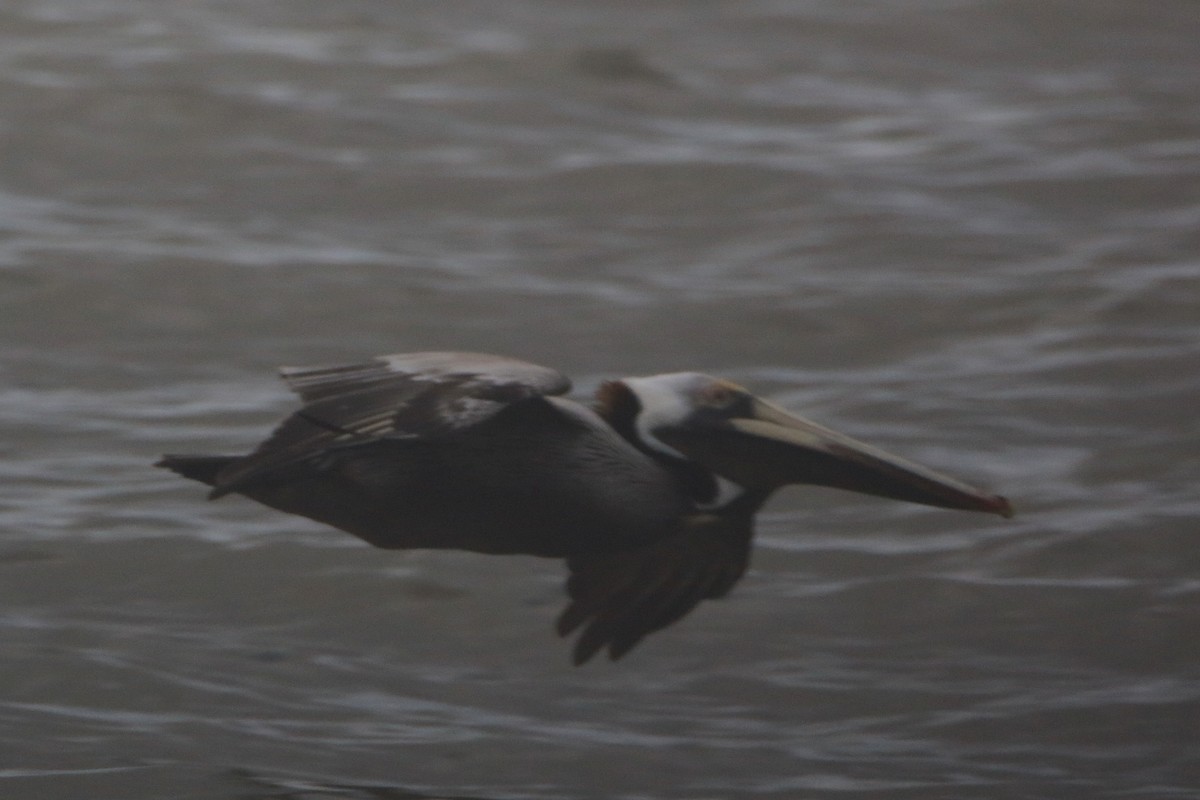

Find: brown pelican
<box><xmin>158</xmin><ymin>352</ymin><xmax>1012</xmax><ymax>664</ymax></box>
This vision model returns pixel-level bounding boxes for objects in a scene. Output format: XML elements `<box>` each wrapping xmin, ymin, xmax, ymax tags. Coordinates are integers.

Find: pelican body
<box><xmin>158</xmin><ymin>352</ymin><xmax>1011</xmax><ymax>664</ymax></box>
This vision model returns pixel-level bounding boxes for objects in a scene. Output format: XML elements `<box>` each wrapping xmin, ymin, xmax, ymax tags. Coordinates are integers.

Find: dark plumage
<box><xmin>159</xmin><ymin>352</ymin><xmax>1011</xmax><ymax>664</ymax></box>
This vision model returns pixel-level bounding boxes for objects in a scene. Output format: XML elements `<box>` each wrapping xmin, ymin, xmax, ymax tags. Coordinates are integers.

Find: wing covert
<box><xmin>279</xmin><ymin>351</ymin><xmax>570</xmax><ymax>404</ymax></box>
<box><xmin>208</xmin><ymin>352</ymin><xmax>571</xmax><ymax>497</ymax></box>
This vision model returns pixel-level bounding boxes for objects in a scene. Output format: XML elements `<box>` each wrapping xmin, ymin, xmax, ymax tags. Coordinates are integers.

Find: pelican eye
<box><xmin>700</xmin><ymin>382</ymin><xmax>743</xmax><ymax>411</ymax></box>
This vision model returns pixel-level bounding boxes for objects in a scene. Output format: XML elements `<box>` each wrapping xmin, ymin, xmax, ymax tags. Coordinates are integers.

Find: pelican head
<box><xmin>611</xmin><ymin>372</ymin><xmax>1013</xmax><ymax>518</ymax></box>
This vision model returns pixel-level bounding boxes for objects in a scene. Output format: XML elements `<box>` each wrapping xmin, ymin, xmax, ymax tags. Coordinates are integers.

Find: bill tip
<box><xmin>992</xmin><ymin>495</ymin><xmax>1015</xmax><ymax>519</ymax></box>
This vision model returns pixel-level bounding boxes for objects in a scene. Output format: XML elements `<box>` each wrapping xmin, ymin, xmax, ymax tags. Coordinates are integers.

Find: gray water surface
<box><xmin>2</xmin><ymin>1</ymin><xmax>1199</xmax><ymax>798</ymax></box>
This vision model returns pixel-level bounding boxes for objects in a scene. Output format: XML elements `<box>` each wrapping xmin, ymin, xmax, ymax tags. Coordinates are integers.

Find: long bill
<box><xmin>664</xmin><ymin>397</ymin><xmax>1013</xmax><ymax>518</ymax></box>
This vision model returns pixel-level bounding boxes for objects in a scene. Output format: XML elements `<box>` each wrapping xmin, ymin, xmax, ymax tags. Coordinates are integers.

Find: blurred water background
<box><xmin>2</xmin><ymin>1</ymin><xmax>1198</xmax><ymax>798</ymax></box>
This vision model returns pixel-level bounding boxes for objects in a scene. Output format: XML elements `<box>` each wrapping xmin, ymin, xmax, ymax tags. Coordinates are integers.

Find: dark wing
<box><xmin>279</xmin><ymin>351</ymin><xmax>569</xmax><ymax>405</ymax></box>
<box><xmin>208</xmin><ymin>352</ymin><xmax>570</xmax><ymax>497</ymax></box>
<box><xmin>556</xmin><ymin>514</ymin><xmax>754</xmax><ymax>665</ymax></box>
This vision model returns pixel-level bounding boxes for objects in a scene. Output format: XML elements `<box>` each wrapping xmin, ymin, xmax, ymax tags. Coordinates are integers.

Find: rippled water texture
<box><xmin>2</xmin><ymin>1</ymin><xmax>1198</xmax><ymax>798</ymax></box>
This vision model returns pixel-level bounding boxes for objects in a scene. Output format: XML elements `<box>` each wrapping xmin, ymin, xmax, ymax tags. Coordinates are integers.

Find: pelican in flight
<box><xmin>159</xmin><ymin>352</ymin><xmax>1011</xmax><ymax>664</ymax></box>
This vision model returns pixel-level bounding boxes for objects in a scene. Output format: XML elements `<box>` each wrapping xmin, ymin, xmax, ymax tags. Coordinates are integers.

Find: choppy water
<box><xmin>3</xmin><ymin>1</ymin><xmax>1199</xmax><ymax>798</ymax></box>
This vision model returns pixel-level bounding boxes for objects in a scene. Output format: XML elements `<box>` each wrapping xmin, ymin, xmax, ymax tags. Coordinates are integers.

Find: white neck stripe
<box><xmin>621</xmin><ymin>374</ymin><xmax>696</xmax><ymax>459</ymax></box>
<box><xmin>695</xmin><ymin>474</ymin><xmax>746</xmax><ymax>511</ymax></box>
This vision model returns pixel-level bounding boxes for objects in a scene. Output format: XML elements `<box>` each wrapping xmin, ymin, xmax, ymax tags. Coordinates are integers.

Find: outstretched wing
<box><xmin>209</xmin><ymin>352</ymin><xmax>571</xmax><ymax>497</ymax></box>
<box><xmin>557</xmin><ymin>515</ymin><xmax>754</xmax><ymax>665</ymax></box>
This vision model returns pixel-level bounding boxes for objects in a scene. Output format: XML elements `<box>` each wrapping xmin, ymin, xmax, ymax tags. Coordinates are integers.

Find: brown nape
<box><xmin>594</xmin><ymin>379</ymin><xmax>721</xmax><ymax>507</ymax></box>
<box><xmin>593</xmin><ymin>380</ymin><xmax>641</xmax><ymax>440</ymax></box>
